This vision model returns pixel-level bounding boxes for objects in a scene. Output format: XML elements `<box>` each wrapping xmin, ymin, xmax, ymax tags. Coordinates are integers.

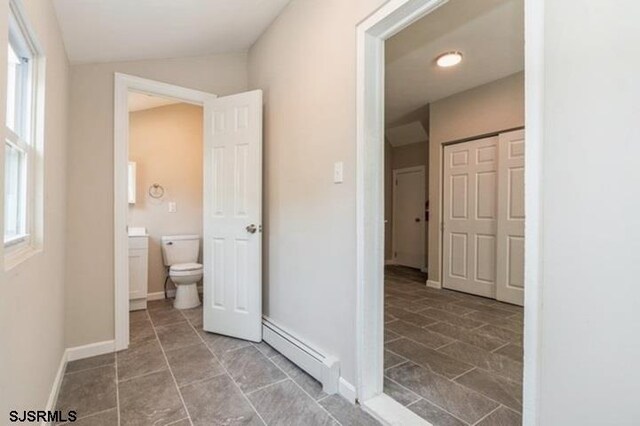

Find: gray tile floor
<box><xmin>383</xmin><ymin>265</ymin><xmax>523</xmax><ymax>426</ymax></box>
<box><xmin>56</xmin><ymin>299</ymin><xmax>380</xmax><ymax>425</ymax></box>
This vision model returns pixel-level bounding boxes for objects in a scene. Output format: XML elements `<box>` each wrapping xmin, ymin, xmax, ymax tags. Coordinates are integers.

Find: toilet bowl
<box><xmin>161</xmin><ymin>235</ymin><xmax>202</xmax><ymax>310</ymax></box>
<box><xmin>170</xmin><ymin>263</ymin><xmax>203</xmax><ymax>309</ymax></box>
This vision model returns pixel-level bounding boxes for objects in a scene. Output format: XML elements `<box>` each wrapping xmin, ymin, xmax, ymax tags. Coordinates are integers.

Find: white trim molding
<box><xmin>66</xmin><ymin>340</ymin><xmax>116</xmax><ymax>362</ymax></box>
<box><xmin>114</xmin><ymin>73</ymin><xmax>216</xmax><ymax>351</ymax></box>
<box><xmin>426</xmin><ymin>280</ymin><xmax>441</xmax><ymax>289</ymax></box>
<box><xmin>356</xmin><ymin>0</ymin><xmax>543</xmax><ymax>423</ymax></box>
<box><xmin>43</xmin><ymin>351</ymin><xmax>67</xmax><ymax>421</ymax></box>
<box><xmin>338</xmin><ymin>378</ymin><xmax>357</xmax><ymax>404</ymax></box>
<box><xmin>355</xmin><ymin>0</ymin><xmax>451</xmax><ymax>413</ymax></box>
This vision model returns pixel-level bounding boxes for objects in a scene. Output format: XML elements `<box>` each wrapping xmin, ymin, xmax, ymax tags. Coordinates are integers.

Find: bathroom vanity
<box><xmin>128</xmin><ymin>227</ymin><xmax>149</xmax><ymax>311</ymax></box>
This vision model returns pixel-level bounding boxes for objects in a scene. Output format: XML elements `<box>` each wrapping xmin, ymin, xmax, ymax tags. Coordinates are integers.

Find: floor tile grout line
<box><xmin>471</xmin><ymin>404</ymin><xmax>502</xmax><ymax>425</ymax></box>
<box><xmin>450</xmin><ymin>366</ymin><xmax>476</xmax><ymax>382</ymax></box>
<box><xmin>63</xmin><ymin>362</ymin><xmax>116</xmax><ymax>376</ymax></box>
<box><xmin>385</xmin><ymin>374</ymin><xmax>472</xmax><ymax>425</ymax></box>
<box><xmin>383</xmin><ymin>375</ymin><xmax>422</xmax><ymax>404</ymax></box>
<box><xmin>262</xmin><ymin>349</ymin><xmax>344</xmax><ymax>426</ymax></box>
<box><xmin>490</xmin><ymin>342</ymin><xmax>512</xmax><ymax>353</ymax></box>
<box><xmin>149</xmin><ymin>306</ymin><xmax>195</xmax><ymax>426</ymax></box>
<box><xmin>451</xmin><ymin>373</ymin><xmax>523</xmax><ymax>414</ymax></box>
<box><xmin>243</xmin><ymin>377</ymin><xmax>291</xmax><ymax>396</ymax></box>
<box><xmin>117</xmin><ymin>366</ymin><xmax>169</xmax><ymax>384</ymax></box>
<box><xmin>181</xmin><ymin>307</ymin><xmax>269</xmax><ymax>426</ymax></box>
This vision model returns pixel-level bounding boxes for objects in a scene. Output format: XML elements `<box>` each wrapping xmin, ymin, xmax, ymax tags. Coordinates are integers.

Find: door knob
<box><xmin>246</xmin><ymin>224</ymin><xmax>257</xmax><ymax>234</ymax></box>
<box><xmin>415</xmin><ymin>218</ymin><xmax>421</xmax><ymax>222</ymax></box>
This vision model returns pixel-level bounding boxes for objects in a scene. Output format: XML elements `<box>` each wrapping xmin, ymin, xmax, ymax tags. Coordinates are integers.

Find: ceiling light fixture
<box><xmin>436</xmin><ymin>51</ymin><xmax>463</xmax><ymax>68</ymax></box>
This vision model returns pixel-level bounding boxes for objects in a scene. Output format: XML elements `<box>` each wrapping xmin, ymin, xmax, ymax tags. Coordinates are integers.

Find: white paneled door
<box><xmin>393</xmin><ymin>166</ymin><xmax>425</xmax><ymax>269</ymax></box>
<box><xmin>496</xmin><ymin>130</ymin><xmax>525</xmax><ymax>306</ymax></box>
<box><xmin>203</xmin><ymin>90</ymin><xmax>263</xmax><ymax>342</ymax></box>
<box><xmin>443</xmin><ymin>137</ymin><xmax>499</xmax><ymax>298</ymax></box>
<box><xmin>442</xmin><ymin>130</ymin><xmax>525</xmax><ymax>306</ymax></box>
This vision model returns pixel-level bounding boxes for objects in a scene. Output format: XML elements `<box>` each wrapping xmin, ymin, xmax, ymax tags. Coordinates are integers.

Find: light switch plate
<box><xmin>334</xmin><ymin>161</ymin><xmax>344</xmax><ymax>183</ymax></box>
<box><xmin>168</xmin><ymin>202</ymin><xmax>177</xmax><ymax>213</ymax></box>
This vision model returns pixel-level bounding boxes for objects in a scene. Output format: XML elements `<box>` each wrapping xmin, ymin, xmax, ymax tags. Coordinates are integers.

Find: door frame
<box><xmin>355</xmin><ymin>0</ymin><xmax>544</xmax><ymax>424</ymax></box>
<box><xmin>113</xmin><ymin>73</ymin><xmax>216</xmax><ymax>351</ymax></box>
<box><xmin>391</xmin><ymin>165</ymin><xmax>425</xmax><ymax>270</ymax></box>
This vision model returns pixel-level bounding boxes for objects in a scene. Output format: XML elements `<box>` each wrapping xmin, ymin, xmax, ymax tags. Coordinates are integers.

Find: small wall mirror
<box><xmin>128</xmin><ymin>161</ymin><xmax>136</xmax><ymax>204</ymax></box>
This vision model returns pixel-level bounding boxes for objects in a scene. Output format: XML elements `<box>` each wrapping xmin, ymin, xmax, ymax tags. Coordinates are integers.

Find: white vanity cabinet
<box><xmin>129</xmin><ymin>233</ymin><xmax>149</xmax><ymax>311</ymax></box>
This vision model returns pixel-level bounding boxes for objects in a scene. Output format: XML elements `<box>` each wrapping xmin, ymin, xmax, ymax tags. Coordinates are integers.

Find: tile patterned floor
<box><xmin>383</xmin><ymin>265</ymin><xmax>524</xmax><ymax>426</ymax></box>
<box><xmin>56</xmin><ymin>267</ymin><xmax>523</xmax><ymax>426</ymax></box>
<box><xmin>56</xmin><ymin>299</ymin><xmax>380</xmax><ymax>425</ymax></box>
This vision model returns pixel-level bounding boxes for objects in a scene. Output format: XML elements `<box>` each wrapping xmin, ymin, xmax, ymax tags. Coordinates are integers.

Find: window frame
<box><xmin>3</xmin><ymin>0</ymin><xmax>44</xmax><ymax>268</ymax></box>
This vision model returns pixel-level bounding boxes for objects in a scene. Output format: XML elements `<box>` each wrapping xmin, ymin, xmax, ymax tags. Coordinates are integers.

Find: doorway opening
<box><xmin>113</xmin><ymin>74</ymin><xmax>264</xmax><ymax>351</ymax></box>
<box><xmin>356</xmin><ymin>0</ymin><xmax>542</xmax><ymax>424</ymax></box>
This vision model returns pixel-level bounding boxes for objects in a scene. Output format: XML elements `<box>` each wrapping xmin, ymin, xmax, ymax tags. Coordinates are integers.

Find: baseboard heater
<box><xmin>262</xmin><ymin>317</ymin><xmax>339</xmax><ymax>394</ymax></box>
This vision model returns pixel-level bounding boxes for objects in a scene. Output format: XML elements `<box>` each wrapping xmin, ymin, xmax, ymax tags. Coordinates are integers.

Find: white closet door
<box><xmin>443</xmin><ymin>136</ymin><xmax>498</xmax><ymax>298</ymax></box>
<box><xmin>496</xmin><ymin>129</ymin><xmax>525</xmax><ymax>306</ymax></box>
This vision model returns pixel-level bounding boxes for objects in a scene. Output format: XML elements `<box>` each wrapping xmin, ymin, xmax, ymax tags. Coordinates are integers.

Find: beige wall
<box><xmin>428</xmin><ymin>71</ymin><xmax>524</xmax><ymax>283</ymax></box>
<box><xmin>384</xmin><ymin>141</ymin><xmax>429</xmax><ymax>265</ymax></box>
<box><xmin>66</xmin><ymin>53</ymin><xmax>247</xmax><ymax>347</ymax></box>
<box><xmin>129</xmin><ymin>103</ymin><xmax>203</xmax><ymax>294</ymax></box>
<box><xmin>0</xmin><ymin>0</ymin><xmax>69</xmax><ymax>413</ymax></box>
<box><xmin>248</xmin><ymin>0</ymin><xmax>385</xmax><ymax>385</ymax></box>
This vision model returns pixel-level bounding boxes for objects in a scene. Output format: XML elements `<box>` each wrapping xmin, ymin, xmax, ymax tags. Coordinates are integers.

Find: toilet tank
<box><xmin>161</xmin><ymin>235</ymin><xmax>200</xmax><ymax>266</ymax></box>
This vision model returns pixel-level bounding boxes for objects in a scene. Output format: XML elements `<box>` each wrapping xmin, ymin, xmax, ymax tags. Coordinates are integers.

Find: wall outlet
<box><xmin>334</xmin><ymin>161</ymin><xmax>344</xmax><ymax>184</ymax></box>
<box><xmin>168</xmin><ymin>202</ymin><xmax>177</xmax><ymax>213</ymax></box>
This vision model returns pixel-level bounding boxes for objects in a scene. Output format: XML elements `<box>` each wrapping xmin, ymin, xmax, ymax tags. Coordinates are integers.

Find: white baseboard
<box><xmin>147</xmin><ymin>290</ymin><xmax>173</xmax><ymax>301</ymax></box>
<box><xmin>420</xmin><ymin>267</ymin><xmax>428</xmax><ymax>273</ymax></box>
<box><xmin>384</xmin><ymin>259</ymin><xmax>395</xmax><ymax>265</ymax></box>
<box><xmin>147</xmin><ymin>285</ymin><xmax>203</xmax><ymax>301</ymax></box>
<box><xmin>262</xmin><ymin>317</ymin><xmax>339</xmax><ymax>394</ymax></box>
<box><xmin>66</xmin><ymin>340</ymin><xmax>115</xmax><ymax>362</ymax></box>
<box><xmin>426</xmin><ymin>280</ymin><xmax>441</xmax><ymax>289</ymax></box>
<box><xmin>338</xmin><ymin>377</ymin><xmax>357</xmax><ymax>404</ymax></box>
<box><xmin>43</xmin><ymin>350</ymin><xmax>67</xmax><ymax>419</ymax></box>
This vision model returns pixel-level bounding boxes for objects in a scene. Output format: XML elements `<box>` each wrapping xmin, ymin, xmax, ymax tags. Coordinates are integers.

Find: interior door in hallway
<box><xmin>392</xmin><ymin>166</ymin><xmax>425</xmax><ymax>269</ymax></box>
<box><xmin>443</xmin><ymin>137</ymin><xmax>498</xmax><ymax>298</ymax></box>
<box><xmin>203</xmin><ymin>90</ymin><xmax>263</xmax><ymax>342</ymax></box>
<box><xmin>496</xmin><ymin>129</ymin><xmax>525</xmax><ymax>306</ymax></box>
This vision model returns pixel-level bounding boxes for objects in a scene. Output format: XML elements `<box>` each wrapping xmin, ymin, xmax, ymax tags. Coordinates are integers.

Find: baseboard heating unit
<box><xmin>262</xmin><ymin>317</ymin><xmax>340</xmax><ymax>394</ymax></box>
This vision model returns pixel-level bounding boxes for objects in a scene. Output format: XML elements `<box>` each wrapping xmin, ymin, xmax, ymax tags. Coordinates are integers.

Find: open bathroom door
<box><xmin>202</xmin><ymin>90</ymin><xmax>263</xmax><ymax>342</ymax></box>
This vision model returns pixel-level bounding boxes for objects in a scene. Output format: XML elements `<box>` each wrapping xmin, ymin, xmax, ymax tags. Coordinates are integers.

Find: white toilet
<box><xmin>161</xmin><ymin>235</ymin><xmax>203</xmax><ymax>309</ymax></box>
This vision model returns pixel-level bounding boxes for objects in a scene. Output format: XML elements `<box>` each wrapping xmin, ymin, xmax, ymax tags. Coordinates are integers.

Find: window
<box><xmin>4</xmin><ymin>2</ymin><xmax>42</xmax><ymax>260</ymax></box>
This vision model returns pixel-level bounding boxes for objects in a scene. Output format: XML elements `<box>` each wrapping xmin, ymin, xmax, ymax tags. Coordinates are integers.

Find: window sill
<box><xmin>4</xmin><ymin>242</ymin><xmax>40</xmax><ymax>271</ymax></box>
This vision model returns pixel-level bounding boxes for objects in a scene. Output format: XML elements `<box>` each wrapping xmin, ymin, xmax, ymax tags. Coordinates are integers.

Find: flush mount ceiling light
<box><xmin>436</xmin><ymin>51</ymin><xmax>463</xmax><ymax>68</ymax></box>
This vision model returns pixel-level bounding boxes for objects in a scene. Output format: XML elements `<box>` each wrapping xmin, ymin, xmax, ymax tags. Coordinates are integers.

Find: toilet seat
<box><xmin>170</xmin><ymin>262</ymin><xmax>202</xmax><ymax>272</ymax></box>
<box><xmin>170</xmin><ymin>262</ymin><xmax>203</xmax><ymax>277</ymax></box>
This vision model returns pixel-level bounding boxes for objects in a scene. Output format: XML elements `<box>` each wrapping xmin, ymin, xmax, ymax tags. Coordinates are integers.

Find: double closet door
<box><xmin>442</xmin><ymin>129</ymin><xmax>524</xmax><ymax>306</ymax></box>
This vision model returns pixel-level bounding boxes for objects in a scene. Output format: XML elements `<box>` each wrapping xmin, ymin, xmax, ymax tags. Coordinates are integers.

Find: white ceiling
<box><xmin>385</xmin><ymin>0</ymin><xmax>524</xmax><ymax>125</ymax></box>
<box><xmin>128</xmin><ymin>92</ymin><xmax>180</xmax><ymax>112</ymax></box>
<box><xmin>53</xmin><ymin>0</ymin><xmax>292</xmax><ymax>64</ymax></box>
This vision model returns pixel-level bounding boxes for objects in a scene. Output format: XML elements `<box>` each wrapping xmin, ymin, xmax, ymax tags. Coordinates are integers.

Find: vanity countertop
<box><xmin>128</xmin><ymin>227</ymin><xmax>148</xmax><ymax>237</ymax></box>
